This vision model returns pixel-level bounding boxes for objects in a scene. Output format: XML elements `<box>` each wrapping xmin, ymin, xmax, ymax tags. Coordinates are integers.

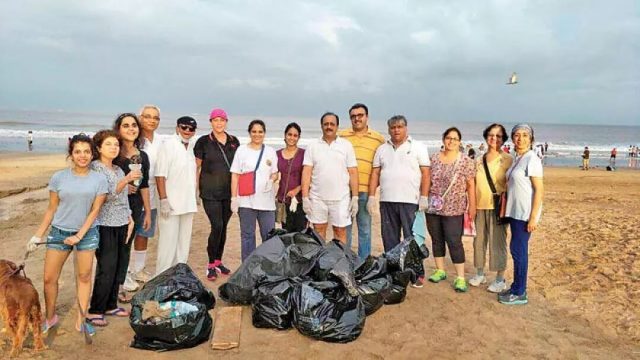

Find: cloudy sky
<box><xmin>0</xmin><ymin>0</ymin><xmax>638</xmax><ymax>125</ymax></box>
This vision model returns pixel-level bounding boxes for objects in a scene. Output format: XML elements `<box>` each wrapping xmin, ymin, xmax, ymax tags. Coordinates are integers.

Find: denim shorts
<box><xmin>46</xmin><ymin>226</ymin><xmax>99</xmax><ymax>251</ymax></box>
<box><xmin>135</xmin><ymin>208</ymin><xmax>157</xmax><ymax>238</ymax></box>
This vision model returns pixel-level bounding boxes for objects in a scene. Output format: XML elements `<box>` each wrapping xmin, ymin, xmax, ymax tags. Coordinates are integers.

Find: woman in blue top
<box><xmin>499</xmin><ymin>124</ymin><xmax>544</xmax><ymax>305</ymax></box>
<box><xmin>28</xmin><ymin>134</ymin><xmax>108</xmax><ymax>335</ymax></box>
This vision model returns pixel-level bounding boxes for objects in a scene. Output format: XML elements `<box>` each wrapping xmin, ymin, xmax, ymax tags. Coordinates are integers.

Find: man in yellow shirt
<box><xmin>338</xmin><ymin>103</ymin><xmax>384</xmax><ymax>259</ymax></box>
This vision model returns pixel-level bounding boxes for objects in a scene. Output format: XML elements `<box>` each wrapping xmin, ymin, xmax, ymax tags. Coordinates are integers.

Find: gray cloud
<box><xmin>0</xmin><ymin>0</ymin><xmax>638</xmax><ymax>124</ymax></box>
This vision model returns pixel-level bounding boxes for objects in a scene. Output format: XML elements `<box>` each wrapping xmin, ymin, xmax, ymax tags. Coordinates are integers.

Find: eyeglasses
<box><xmin>350</xmin><ymin>113</ymin><xmax>366</xmax><ymax>120</ymax></box>
<box><xmin>179</xmin><ymin>125</ymin><xmax>195</xmax><ymax>132</ymax></box>
<box><xmin>487</xmin><ymin>134</ymin><xmax>503</xmax><ymax>139</ymax></box>
<box><xmin>141</xmin><ymin>114</ymin><xmax>160</xmax><ymax>121</ymax></box>
<box><xmin>444</xmin><ymin>136</ymin><xmax>460</xmax><ymax>142</ymax></box>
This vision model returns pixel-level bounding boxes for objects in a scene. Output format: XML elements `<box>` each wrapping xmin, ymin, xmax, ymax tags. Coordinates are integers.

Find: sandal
<box><xmin>118</xmin><ymin>291</ymin><xmax>133</xmax><ymax>304</ymax></box>
<box><xmin>42</xmin><ymin>314</ymin><xmax>60</xmax><ymax>333</ymax></box>
<box><xmin>85</xmin><ymin>315</ymin><xmax>108</xmax><ymax>327</ymax></box>
<box><xmin>77</xmin><ymin>322</ymin><xmax>96</xmax><ymax>336</ymax></box>
<box><xmin>105</xmin><ymin>307</ymin><xmax>130</xmax><ymax>317</ymax></box>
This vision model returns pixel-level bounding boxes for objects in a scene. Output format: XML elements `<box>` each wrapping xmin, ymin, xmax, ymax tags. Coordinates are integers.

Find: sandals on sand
<box><xmin>42</xmin><ymin>314</ymin><xmax>60</xmax><ymax>334</ymax></box>
<box><xmin>118</xmin><ymin>291</ymin><xmax>133</xmax><ymax>304</ymax></box>
<box><xmin>85</xmin><ymin>315</ymin><xmax>108</xmax><ymax>327</ymax></box>
<box><xmin>105</xmin><ymin>307</ymin><xmax>130</xmax><ymax>317</ymax></box>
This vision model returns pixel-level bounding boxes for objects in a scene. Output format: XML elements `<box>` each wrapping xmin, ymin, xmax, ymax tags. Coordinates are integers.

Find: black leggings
<box><xmin>426</xmin><ymin>214</ymin><xmax>465</xmax><ymax>264</ymax></box>
<box><xmin>203</xmin><ymin>199</ymin><xmax>232</xmax><ymax>263</ymax></box>
<box><xmin>90</xmin><ymin>224</ymin><xmax>128</xmax><ymax>314</ymax></box>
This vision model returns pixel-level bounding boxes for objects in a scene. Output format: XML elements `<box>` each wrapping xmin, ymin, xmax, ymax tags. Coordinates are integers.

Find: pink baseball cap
<box><xmin>209</xmin><ymin>108</ymin><xmax>228</xmax><ymax>120</ymax></box>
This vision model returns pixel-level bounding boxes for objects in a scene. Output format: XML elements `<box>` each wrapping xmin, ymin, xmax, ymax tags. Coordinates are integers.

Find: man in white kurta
<box><xmin>155</xmin><ymin>116</ymin><xmax>198</xmax><ymax>275</ymax></box>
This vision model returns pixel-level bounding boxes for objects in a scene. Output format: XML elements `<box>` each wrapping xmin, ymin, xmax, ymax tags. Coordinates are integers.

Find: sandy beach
<box><xmin>0</xmin><ymin>152</ymin><xmax>638</xmax><ymax>359</ymax></box>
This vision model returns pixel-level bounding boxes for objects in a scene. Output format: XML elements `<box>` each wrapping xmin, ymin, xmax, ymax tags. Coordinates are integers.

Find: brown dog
<box><xmin>0</xmin><ymin>259</ymin><xmax>46</xmax><ymax>357</ymax></box>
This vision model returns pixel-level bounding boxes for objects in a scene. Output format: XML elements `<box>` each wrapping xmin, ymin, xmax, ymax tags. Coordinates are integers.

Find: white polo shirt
<box><xmin>155</xmin><ymin>134</ymin><xmax>197</xmax><ymax>216</ymax></box>
<box><xmin>230</xmin><ymin>144</ymin><xmax>278</xmax><ymax>211</ymax></box>
<box><xmin>303</xmin><ymin>137</ymin><xmax>357</xmax><ymax>201</ymax></box>
<box><xmin>142</xmin><ymin>134</ymin><xmax>165</xmax><ymax>210</ymax></box>
<box><xmin>373</xmin><ymin>137</ymin><xmax>430</xmax><ymax>204</ymax></box>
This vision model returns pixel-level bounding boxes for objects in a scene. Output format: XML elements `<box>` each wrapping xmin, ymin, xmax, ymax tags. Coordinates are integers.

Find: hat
<box><xmin>177</xmin><ymin>116</ymin><xmax>197</xmax><ymax>128</ymax></box>
<box><xmin>209</xmin><ymin>108</ymin><xmax>227</xmax><ymax>120</ymax></box>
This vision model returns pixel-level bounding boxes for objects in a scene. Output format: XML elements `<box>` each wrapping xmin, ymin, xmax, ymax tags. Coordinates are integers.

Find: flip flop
<box><xmin>105</xmin><ymin>307</ymin><xmax>130</xmax><ymax>317</ymax></box>
<box><xmin>85</xmin><ymin>315</ymin><xmax>108</xmax><ymax>327</ymax></box>
<box><xmin>42</xmin><ymin>314</ymin><xmax>60</xmax><ymax>333</ymax></box>
<box><xmin>77</xmin><ymin>322</ymin><xmax>96</xmax><ymax>336</ymax></box>
<box><xmin>118</xmin><ymin>291</ymin><xmax>133</xmax><ymax>303</ymax></box>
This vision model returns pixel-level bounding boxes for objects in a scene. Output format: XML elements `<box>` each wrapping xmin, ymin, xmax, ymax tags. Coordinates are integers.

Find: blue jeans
<box><xmin>346</xmin><ymin>192</ymin><xmax>371</xmax><ymax>260</ymax></box>
<box><xmin>509</xmin><ymin>219</ymin><xmax>531</xmax><ymax>296</ymax></box>
<box><xmin>238</xmin><ymin>207</ymin><xmax>275</xmax><ymax>261</ymax></box>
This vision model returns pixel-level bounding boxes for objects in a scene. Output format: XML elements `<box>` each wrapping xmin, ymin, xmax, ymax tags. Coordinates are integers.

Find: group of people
<box><xmin>26</xmin><ymin>103</ymin><xmax>545</xmax><ymax>338</ymax></box>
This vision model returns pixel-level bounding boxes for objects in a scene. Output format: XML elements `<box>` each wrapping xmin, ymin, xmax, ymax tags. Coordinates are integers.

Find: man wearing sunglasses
<box><xmin>154</xmin><ymin>116</ymin><xmax>199</xmax><ymax>275</ymax></box>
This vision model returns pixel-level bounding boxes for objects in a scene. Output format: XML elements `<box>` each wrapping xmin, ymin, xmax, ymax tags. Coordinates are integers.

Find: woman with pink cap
<box><xmin>195</xmin><ymin>108</ymin><xmax>240</xmax><ymax>281</ymax></box>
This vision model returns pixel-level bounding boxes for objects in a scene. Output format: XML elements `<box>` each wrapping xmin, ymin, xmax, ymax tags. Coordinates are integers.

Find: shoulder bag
<box><xmin>238</xmin><ymin>145</ymin><xmax>265</xmax><ymax>196</ymax></box>
<box><xmin>428</xmin><ymin>154</ymin><xmax>461</xmax><ymax>213</ymax></box>
<box><xmin>482</xmin><ymin>154</ymin><xmax>507</xmax><ymax>224</ymax></box>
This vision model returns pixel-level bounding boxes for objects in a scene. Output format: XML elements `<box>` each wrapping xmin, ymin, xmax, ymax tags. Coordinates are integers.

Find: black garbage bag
<box><xmin>383</xmin><ymin>237</ymin><xmax>429</xmax><ymax>277</ymax></box>
<box><xmin>356</xmin><ymin>275</ymin><xmax>392</xmax><ymax>315</ymax></box>
<box><xmin>219</xmin><ymin>228</ymin><xmax>324</xmax><ymax>304</ymax></box>
<box><xmin>251</xmin><ymin>276</ymin><xmax>299</xmax><ymax>330</ymax></box>
<box><xmin>384</xmin><ymin>270</ymin><xmax>414</xmax><ymax>305</ymax></box>
<box><xmin>130</xmin><ymin>263</ymin><xmax>215</xmax><ymax>351</ymax></box>
<box><xmin>292</xmin><ymin>280</ymin><xmax>366</xmax><ymax>343</ymax></box>
<box><xmin>354</xmin><ymin>256</ymin><xmax>388</xmax><ymax>282</ymax></box>
<box><xmin>312</xmin><ymin>240</ymin><xmax>359</xmax><ymax>296</ymax></box>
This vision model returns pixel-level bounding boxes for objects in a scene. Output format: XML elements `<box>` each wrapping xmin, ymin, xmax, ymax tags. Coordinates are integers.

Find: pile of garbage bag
<box><xmin>219</xmin><ymin>227</ymin><xmax>429</xmax><ymax>343</ymax></box>
<box><xmin>130</xmin><ymin>263</ymin><xmax>216</xmax><ymax>351</ymax></box>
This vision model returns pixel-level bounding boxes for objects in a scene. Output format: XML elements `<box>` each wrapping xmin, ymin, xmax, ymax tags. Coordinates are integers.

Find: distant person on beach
<box><xmin>544</xmin><ymin>142</ymin><xmax>549</xmax><ymax>154</ymax></box>
<box><xmin>426</xmin><ymin>127</ymin><xmax>476</xmax><ymax>293</ymax></box>
<box><xmin>87</xmin><ymin>129</ymin><xmax>138</xmax><ymax>326</ymax></box>
<box><xmin>338</xmin><ymin>103</ymin><xmax>384</xmax><ymax>260</ymax></box>
<box><xmin>302</xmin><ymin>112</ymin><xmax>359</xmax><ymax>243</ymax></box>
<box><xmin>276</xmin><ymin>122</ymin><xmax>306</xmax><ymax>233</ymax></box>
<box><xmin>470</xmin><ymin>123</ymin><xmax>512</xmax><ymax>293</ymax></box>
<box><xmin>230</xmin><ymin>119</ymin><xmax>278</xmax><ymax>261</ymax></box>
<box><xmin>368</xmin><ymin>115</ymin><xmax>431</xmax><ymax>287</ymax></box>
<box><xmin>124</xmin><ymin>105</ymin><xmax>162</xmax><ymax>291</ymax></box>
<box><xmin>112</xmin><ymin>113</ymin><xmax>151</xmax><ymax>302</ymax></box>
<box><xmin>478</xmin><ymin>143</ymin><xmax>486</xmax><ymax>157</ymax></box>
<box><xmin>499</xmin><ymin>123</ymin><xmax>544</xmax><ymax>305</ymax></box>
<box><xmin>610</xmin><ymin>147</ymin><xmax>617</xmax><ymax>167</ymax></box>
<box><xmin>154</xmin><ymin>116</ymin><xmax>198</xmax><ymax>275</ymax></box>
<box><xmin>582</xmin><ymin>146</ymin><xmax>590</xmax><ymax>170</ymax></box>
<box><xmin>28</xmin><ymin>134</ymin><xmax>107</xmax><ymax>336</ymax></box>
<box><xmin>629</xmin><ymin>145</ymin><xmax>633</xmax><ymax>158</ymax></box>
<box><xmin>27</xmin><ymin>130</ymin><xmax>33</xmax><ymax>151</ymax></box>
<box><xmin>467</xmin><ymin>144</ymin><xmax>476</xmax><ymax>159</ymax></box>
<box><xmin>195</xmin><ymin>108</ymin><xmax>240</xmax><ymax>281</ymax></box>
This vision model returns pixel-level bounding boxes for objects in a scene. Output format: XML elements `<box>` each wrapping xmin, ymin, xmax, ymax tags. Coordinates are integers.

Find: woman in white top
<box><xmin>498</xmin><ymin>124</ymin><xmax>544</xmax><ymax>305</ymax></box>
<box><xmin>230</xmin><ymin>119</ymin><xmax>278</xmax><ymax>261</ymax></box>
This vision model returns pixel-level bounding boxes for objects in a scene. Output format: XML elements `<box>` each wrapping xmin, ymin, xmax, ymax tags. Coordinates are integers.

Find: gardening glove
<box><xmin>27</xmin><ymin>236</ymin><xmax>40</xmax><ymax>253</ymax></box>
<box><xmin>289</xmin><ymin>197</ymin><xmax>299</xmax><ymax>213</ymax></box>
<box><xmin>366</xmin><ymin>196</ymin><xmax>377</xmax><ymax>215</ymax></box>
<box><xmin>302</xmin><ymin>197</ymin><xmax>312</xmax><ymax>215</ymax></box>
<box><xmin>160</xmin><ymin>198</ymin><xmax>172</xmax><ymax>218</ymax></box>
<box><xmin>349</xmin><ymin>196</ymin><xmax>359</xmax><ymax>218</ymax></box>
<box><xmin>230</xmin><ymin>197</ymin><xmax>239</xmax><ymax>214</ymax></box>
<box><xmin>418</xmin><ymin>195</ymin><xmax>429</xmax><ymax>212</ymax></box>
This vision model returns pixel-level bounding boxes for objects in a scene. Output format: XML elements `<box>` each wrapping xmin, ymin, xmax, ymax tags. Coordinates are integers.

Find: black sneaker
<box><xmin>216</xmin><ymin>263</ymin><xmax>231</xmax><ymax>275</ymax></box>
<box><xmin>206</xmin><ymin>267</ymin><xmax>217</xmax><ymax>281</ymax></box>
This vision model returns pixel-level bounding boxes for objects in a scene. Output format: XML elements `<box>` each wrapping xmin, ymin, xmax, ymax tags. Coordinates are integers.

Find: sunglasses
<box><xmin>179</xmin><ymin>124</ymin><xmax>196</xmax><ymax>132</ymax></box>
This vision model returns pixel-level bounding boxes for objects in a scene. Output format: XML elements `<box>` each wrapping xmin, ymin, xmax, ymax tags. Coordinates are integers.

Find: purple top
<box><xmin>276</xmin><ymin>148</ymin><xmax>305</xmax><ymax>204</ymax></box>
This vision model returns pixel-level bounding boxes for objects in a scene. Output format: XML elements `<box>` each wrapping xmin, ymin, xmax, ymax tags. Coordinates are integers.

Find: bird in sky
<box><xmin>507</xmin><ymin>72</ymin><xmax>518</xmax><ymax>85</ymax></box>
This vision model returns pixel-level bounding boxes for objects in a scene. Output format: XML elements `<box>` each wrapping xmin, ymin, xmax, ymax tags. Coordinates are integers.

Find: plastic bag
<box><xmin>251</xmin><ymin>277</ymin><xmax>299</xmax><ymax>330</ymax></box>
<box><xmin>292</xmin><ymin>280</ymin><xmax>366</xmax><ymax>343</ymax></box>
<box><xmin>312</xmin><ymin>240</ymin><xmax>360</xmax><ymax>296</ymax></box>
<box><xmin>219</xmin><ymin>228</ymin><xmax>324</xmax><ymax>304</ymax></box>
<box><xmin>130</xmin><ymin>263</ymin><xmax>215</xmax><ymax>351</ymax></box>
<box><xmin>384</xmin><ymin>270</ymin><xmax>414</xmax><ymax>305</ymax></box>
<box><xmin>354</xmin><ymin>256</ymin><xmax>388</xmax><ymax>282</ymax></box>
<box><xmin>383</xmin><ymin>237</ymin><xmax>429</xmax><ymax>278</ymax></box>
<box><xmin>356</xmin><ymin>276</ymin><xmax>392</xmax><ymax>315</ymax></box>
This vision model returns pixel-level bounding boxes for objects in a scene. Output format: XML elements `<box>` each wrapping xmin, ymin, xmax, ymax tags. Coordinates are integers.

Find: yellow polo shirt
<box><xmin>338</xmin><ymin>128</ymin><xmax>385</xmax><ymax>192</ymax></box>
<box><xmin>475</xmin><ymin>152</ymin><xmax>513</xmax><ymax>209</ymax></box>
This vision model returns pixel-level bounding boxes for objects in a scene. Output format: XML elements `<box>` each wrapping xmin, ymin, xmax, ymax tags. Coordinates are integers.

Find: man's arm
<box><xmin>301</xmin><ymin>165</ymin><xmax>312</xmax><ymax>198</ymax></box>
<box><xmin>348</xmin><ymin>167</ymin><xmax>359</xmax><ymax>196</ymax></box>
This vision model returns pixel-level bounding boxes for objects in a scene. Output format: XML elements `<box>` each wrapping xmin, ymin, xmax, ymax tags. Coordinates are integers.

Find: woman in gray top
<box><xmin>86</xmin><ymin>130</ymin><xmax>140</xmax><ymax>326</ymax></box>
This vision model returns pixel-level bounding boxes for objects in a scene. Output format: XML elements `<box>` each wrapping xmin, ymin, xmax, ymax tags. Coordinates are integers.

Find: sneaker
<box><xmin>122</xmin><ymin>272</ymin><xmax>139</xmax><ymax>292</ymax></box>
<box><xmin>453</xmin><ymin>277</ymin><xmax>468</xmax><ymax>292</ymax></box>
<box><xmin>133</xmin><ymin>269</ymin><xmax>151</xmax><ymax>283</ymax></box>
<box><xmin>411</xmin><ymin>276</ymin><xmax>425</xmax><ymax>288</ymax></box>
<box><xmin>428</xmin><ymin>269</ymin><xmax>447</xmax><ymax>283</ymax></box>
<box><xmin>499</xmin><ymin>292</ymin><xmax>528</xmax><ymax>305</ymax></box>
<box><xmin>468</xmin><ymin>274</ymin><xmax>487</xmax><ymax>287</ymax></box>
<box><xmin>206</xmin><ymin>267</ymin><xmax>217</xmax><ymax>281</ymax></box>
<box><xmin>487</xmin><ymin>279</ymin><xmax>508</xmax><ymax>293</ymax></box>
<box><xmin>215</xmin><ymin>263</ymin><xmax>232</xmax><ymax>275</ymax></box>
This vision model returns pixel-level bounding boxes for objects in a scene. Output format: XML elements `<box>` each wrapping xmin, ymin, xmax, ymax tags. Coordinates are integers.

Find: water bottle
<box><xmin>129</xmin><ymin>154</ymin><xmax>142</xmax><ymax>187</ymax></box>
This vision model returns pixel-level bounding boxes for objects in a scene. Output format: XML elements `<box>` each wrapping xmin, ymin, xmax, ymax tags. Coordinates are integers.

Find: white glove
<box><xmin>349</xmin><ymin>196</ymin><xmax>359</xmax><ymax>218</ymax></box>
<box><xmin>289</xmin><ymin>197</ymin><xmax>299</xmax><ymax>213</ymax></box>
<box><xmin>263</xmin><ymin>179</ymin><xmax>274</xmax><ymax>193</ymax></box>
<box><xmin>366</xmin><ymin>196</ymin><xmax>377</xmax><ymax>215</ymax></box>
<box><xmin>230</xmin><ymin>197</ymin><xmax>239</xmax><ymax>214</ymax></box>
<box><xmin>27</xmin><ymin>236</ymin><xmax>41</xmax><ymax>253</ymax></box>
<box><xmin>418</xmin><ymin>195</ymin><xmax>429</xmax><ymax>212</ymax></box>
<box><xmin>160</xmin><ymin>198</ymin><xmax>172</xmax><ymax>218</ymax></box>
<box><xmin>302</xmin><ymin>197</ymin><xmax>312</xmax><ymax>215</ymax></box>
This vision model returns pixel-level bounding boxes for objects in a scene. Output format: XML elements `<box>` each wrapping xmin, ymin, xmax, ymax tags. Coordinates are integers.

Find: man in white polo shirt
<box><xmin>368</xmin><ymin>115</ymin><xmax>431</xmax><ymax>253</ymax></box>
<box><xmin>301</xmin><ymin>112</ymin><xmax>359</xmax><ymax>243</ymax></box>
<box><xmin>155</xmin><ymin>116</ymin><xmax>198</xmax><ymax>275</ymax></box>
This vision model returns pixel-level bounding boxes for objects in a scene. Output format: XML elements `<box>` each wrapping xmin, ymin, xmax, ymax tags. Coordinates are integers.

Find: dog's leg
<box><xmin>30</xmin><ymin>303</ymin><xmax>46</xmax><ymax>351</ymax></box>
<box><xmin>9</xmin><ymin>310</ymin><xmax>28</xmax><ymax>357</ymax></box>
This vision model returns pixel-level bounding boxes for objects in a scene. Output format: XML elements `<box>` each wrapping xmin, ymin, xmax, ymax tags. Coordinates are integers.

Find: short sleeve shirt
<box><xmin>141</xmin><ymin>134</ymin><xmax>165</xmax><ymax>209</ymax></box>
<box><xmin>338</xmin><ymin>128</ymin><xmax>385</xmax><ymax>192</ymax></box>
<box><xmin>475</xmin><ymin>152</ymin><xmax>513</xmax><ymax>210</ymax></box>
<box><xmin>276</xmin><ymin>148</ymin><xmax>305</xmax><ymax>204</ymax></box>
<box><xmin>427</xmin><ymin>153</ymin><xmax>476</xmax><ymax>216</ymax></box>
<box><xmin>90</xmin><ymin>160</ymin><xmax>131</xmax><ymax>227</ymax></box>
<box><xmin>230</xmin><ymin>144</ymin><xmax>278</xmax><ymax>210</ymax></box>
<box><xmin>373</xmin><ymin>137</ymin><xmax>430</xmax><ymax>204</ymax></box>
<box><xmin>49</xmin><ymin>168</ymin><xmax>108</xmax><ymax>231</ymax></box>
<box><xmin>303</xmin><ymin>137</ymin><xmax>358</xmax><ymax>201</ymax></box>
<box><xmin>505</xmin><ymin>150</ymin><xmax>543</xmax><ymax>222</ymax></box>
<box><xmin>155</xmin><ymin>135</ymin><xmax>198</xmax><ymax>215</ymax></box>
<box><xmin>194</xmin><ymin>132</ymin><xmax>240</xmax><ymax>200</ymax></box>
<box><xmin>113</xmin><ymin>151</ymin><xmax>150</xmax><ymax>219</ymax></box>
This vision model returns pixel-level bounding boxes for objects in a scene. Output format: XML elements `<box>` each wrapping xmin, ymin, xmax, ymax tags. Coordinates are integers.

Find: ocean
<box><xmin>1</xmin><ymin>109</ymin><xmax>639</xmax><ymax>169</ymax></box>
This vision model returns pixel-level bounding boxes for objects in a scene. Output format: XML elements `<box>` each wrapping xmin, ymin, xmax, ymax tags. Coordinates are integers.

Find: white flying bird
<box><xmin>507</xmin><ymin>72</ymin><xmax>518</xmax><ymax>85</ymax></box>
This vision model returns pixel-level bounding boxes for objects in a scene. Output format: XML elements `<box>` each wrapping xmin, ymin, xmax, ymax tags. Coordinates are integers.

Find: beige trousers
<box><xmin>473</xmin><ymin>209</ymin><xmax>508</xmax><ymax>271</ymax></box>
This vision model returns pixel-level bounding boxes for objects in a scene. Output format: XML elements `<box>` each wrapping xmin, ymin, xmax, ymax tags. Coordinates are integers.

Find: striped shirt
<box><xmin>338</xmin><ymin>128</ymin><xmax>385</xmax><ymax>192</ymax></box>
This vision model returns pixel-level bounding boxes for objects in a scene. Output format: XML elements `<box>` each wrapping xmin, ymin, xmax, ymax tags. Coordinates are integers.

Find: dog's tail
<box><xmin>30</xmin><ymin>299</ymin><xmax>46</xmax><ymax>351</ymax></box>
